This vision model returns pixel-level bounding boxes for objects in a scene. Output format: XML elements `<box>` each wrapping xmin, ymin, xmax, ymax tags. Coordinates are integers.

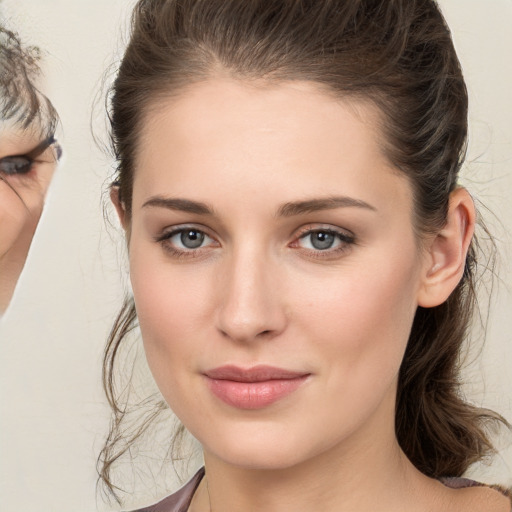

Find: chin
<box><xmin>199</xmin><ymin>420</ymin><xmax>340</xmax><ymax>472</ymax></box>
<box><xmin>212</xmin><ymin>444</ymin><xmax>309</xmax><ymax>471</ymax></box>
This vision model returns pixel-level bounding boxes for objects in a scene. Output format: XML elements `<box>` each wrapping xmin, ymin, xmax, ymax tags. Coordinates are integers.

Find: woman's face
<box><xmin>126</xmin><ymin>79</ymin><xmax>430</xmax><ymax>470</ymax></box>
<box><xmin>0</xmin><ymin>123</ymin><xmax>59</xmax><ymax>259</ymax></box>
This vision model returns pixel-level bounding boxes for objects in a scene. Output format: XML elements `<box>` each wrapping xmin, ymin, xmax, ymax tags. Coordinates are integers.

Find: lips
<box><xmin>204</xmin><ymin>365</ymin><xmax>310</xmax><ymax>410</ymax></box>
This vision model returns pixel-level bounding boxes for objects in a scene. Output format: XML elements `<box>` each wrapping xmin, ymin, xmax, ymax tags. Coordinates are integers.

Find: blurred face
<box><xmin>0</xmin><ymin>123</ymin><xmax>59</xmax><ymax>259</ymax></box>
<box><xmin>126</xmin><ymin>79</ymin><xmax>428</xmax><ymax>470</ymax></box>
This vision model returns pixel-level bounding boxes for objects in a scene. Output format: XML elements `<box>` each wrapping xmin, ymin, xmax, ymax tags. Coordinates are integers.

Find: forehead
<box><xmin>133</xmin><ymin>78</ymin><xmax>411</xmax><ymax>216</ymax></box>
<box><xmin>140</xmin><ymin>78</ymin><xmax>383</xmax><ymax>150</ymax></box>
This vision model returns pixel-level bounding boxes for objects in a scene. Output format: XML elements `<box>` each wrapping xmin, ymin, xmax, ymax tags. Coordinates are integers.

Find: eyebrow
<box><xmin>277</xmin><ymin>196</ymin><xmax>377</xmax><ymax>217</ymax></box>
<box><xmin>142</xmin><ymin>196</ymin><xmax>215</xmax><ymax>215</ymax></box>
<box><xmin>142</xmin><ymin>195</ymin><xmax>377</xmax><ymax>217</ymax></box>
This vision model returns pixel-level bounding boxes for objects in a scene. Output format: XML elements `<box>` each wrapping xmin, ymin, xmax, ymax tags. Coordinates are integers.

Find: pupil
<box><xmin>311</xmin><ymin>232</ymin><xmax>334</xmax><ymax>250</ymax></box>
<box><xmin>181</xmin><ymin>230</ymin><xmax>204</xmax><ymax>249</ymax></box>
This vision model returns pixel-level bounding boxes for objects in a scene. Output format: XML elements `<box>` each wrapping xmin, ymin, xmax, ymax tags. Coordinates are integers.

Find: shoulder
<box><xmin>127</xmin><ymin>467</ymin><xmax>205</xmax><ymax>512</ymax></box>
<box><xmin>440</xmin><ymin>476</ymin><xmax>512</xmax><ymax>511</ymax></box>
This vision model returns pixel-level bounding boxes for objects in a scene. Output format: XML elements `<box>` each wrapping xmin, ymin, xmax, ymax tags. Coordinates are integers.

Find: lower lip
<box><xmin>206</xmin><ymin>376</ymin><xmax>309</xmax><ymax>410</ymax></box>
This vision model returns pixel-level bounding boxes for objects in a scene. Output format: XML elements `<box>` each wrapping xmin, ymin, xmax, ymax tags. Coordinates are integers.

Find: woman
<box><xmin>0</xmin><ymin>21</ymin><xmax>61</xmax><ymax>314</ymax></box>
<box><xmin>101</xmin><ymin>0</ymin><xmax>512</xmax><ymax>510</ymax></box>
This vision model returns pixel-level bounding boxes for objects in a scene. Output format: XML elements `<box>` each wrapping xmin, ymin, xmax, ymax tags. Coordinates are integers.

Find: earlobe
<box><xmin>417</xmin><ymin>188</ymin><xmax>476</xmax><ymax>308</ymax></box>
<box><xmin>110</xmin><ymin>184</ymin><xmax>128</xmax><ymax>230</ymax></box>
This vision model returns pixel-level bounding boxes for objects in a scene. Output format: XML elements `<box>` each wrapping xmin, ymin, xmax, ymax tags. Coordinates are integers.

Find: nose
<box><xmin>216</xmin><ymin>247</ymin><xmax>287</xmax><ymax>343</ymax></box>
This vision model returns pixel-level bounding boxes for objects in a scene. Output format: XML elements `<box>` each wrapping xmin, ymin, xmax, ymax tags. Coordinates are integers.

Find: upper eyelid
<box><xmin>160</xmin><ymin>223</ymin><xmax>215</xmax><ymax>235</ymax></box>
<box><xmin>294</xmin><ymin>224</ymin><xmax>355</xmax><ymax>239</ymax></box>
<box><xmin>156</xmin><ymin>224</ymin><xmax>219</xmax><ymax>245</ymax></box>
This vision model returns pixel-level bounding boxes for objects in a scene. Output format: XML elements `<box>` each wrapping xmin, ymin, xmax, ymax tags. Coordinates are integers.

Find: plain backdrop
<box><xmin>0</xmin><ymin>1</ymin><xmax>511</xmax><ymax>510</ymax></box>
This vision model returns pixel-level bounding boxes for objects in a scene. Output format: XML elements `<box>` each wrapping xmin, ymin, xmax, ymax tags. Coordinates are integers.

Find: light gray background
<box><xmin>0</xmin><ymin>1</ymin><xmax>511</xmax><ymax>510</ymax></box>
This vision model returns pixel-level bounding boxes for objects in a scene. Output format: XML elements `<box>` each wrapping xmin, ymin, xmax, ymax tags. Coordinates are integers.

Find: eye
<box><xmin>157</xmin><ymin>226</ymin><xmax>217</xmax><ymax>255</ymax></box>
<box><xmin>292</xmin><ymin>227</ymin><xmax>355</xmax><ymax>255</ymax></box>
<box><xmin>0</xmin><ymin>136</ymin><xmax>61</xmax><ymax>177</ymax></box>
<box><xmin>300</xmin><ymin>231</ymin><xmax>340</xmax><ymax>250</ymax></box>
<box><xmin>0</xmin><ymin>156</ymin><xmax>33</xmax><ymax>175</ymax></box>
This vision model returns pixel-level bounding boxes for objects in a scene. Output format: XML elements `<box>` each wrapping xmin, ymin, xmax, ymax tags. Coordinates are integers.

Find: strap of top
<box><xmin>440</xmin><ymin>476</ymin><xmax>512</xmax><ymax>510</ymax></box>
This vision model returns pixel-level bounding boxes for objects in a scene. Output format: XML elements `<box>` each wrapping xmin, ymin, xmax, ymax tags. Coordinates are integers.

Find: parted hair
<box><xmin>100</xmin><ymin>0</ymin><xmax>508</xmax><ymax>501</ymax></box>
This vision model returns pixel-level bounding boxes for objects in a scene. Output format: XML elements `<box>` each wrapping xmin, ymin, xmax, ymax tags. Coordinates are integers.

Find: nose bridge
<box><xmin>216</xmin><ymin>241</ymin><xmax>285</xmax><ymax>342</ymax></box>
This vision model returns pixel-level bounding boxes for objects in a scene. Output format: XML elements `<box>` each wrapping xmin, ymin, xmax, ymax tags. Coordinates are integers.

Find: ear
<box><xmin>110</xmin><ymin>184</ymin><xmax>129</xmax><ymax>231</ymax></box>
<box><xmin>417</xmin><ymin>187</ymin><xmax>475</xmax><ymax>308</ymax></box>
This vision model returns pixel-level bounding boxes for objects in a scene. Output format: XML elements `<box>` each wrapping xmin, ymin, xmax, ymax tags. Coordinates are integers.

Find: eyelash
<box><xmin>156</xmin><ymin>224</ymin><xmax>356</xmax><ymax>260</ymax></box>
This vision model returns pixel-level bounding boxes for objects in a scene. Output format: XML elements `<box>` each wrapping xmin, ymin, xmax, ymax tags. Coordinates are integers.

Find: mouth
<box><xmin>203</xmin><ymin>365</ymin><xmax>311</xmax><ymax>410</ymax></box>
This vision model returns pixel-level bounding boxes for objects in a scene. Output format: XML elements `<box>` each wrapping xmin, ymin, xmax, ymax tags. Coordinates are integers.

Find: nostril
<box><xmin>219</xmin><ymin>327</ymin><xmax>274</xmax><ymax>341</ymax></box>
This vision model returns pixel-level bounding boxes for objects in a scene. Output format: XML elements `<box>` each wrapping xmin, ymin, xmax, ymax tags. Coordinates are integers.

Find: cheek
<box><xmin>0</xmin><ymin>184</ymin><xmax>30</xmax><ymax>255</ymax></box>
<box><xmin>129</xmin><ymin>248</ymin><xmax>214</xmax><ymax>390</ymax></box>
<box><xmin>1</xmin><ymin>172</ymin><xmax>47</xmax><ymax>215</ymax></box>
<box><xmin>292</xmin><ymin>248</ymin><xmax>421</xmax><ymax>389</ymax></box>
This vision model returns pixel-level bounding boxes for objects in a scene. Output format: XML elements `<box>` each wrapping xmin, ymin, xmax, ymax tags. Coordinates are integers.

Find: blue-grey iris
<box><xmin>311</xmin><ymin>232</ymin><xmax>335</xmax><ymax>250</ymax></box>
<box><xmin>181</xmin><ymin>230</ymin><xmax>204</xmax><ymax>249</ymax></box>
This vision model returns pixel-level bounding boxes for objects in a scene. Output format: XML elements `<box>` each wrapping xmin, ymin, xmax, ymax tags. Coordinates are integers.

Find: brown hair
<box><xmin>100</xmin><ymin>0</ymin><xmax>509</xmax><ymax>501</ymax></box>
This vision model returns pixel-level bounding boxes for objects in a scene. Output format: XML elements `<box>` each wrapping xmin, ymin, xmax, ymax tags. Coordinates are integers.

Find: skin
<box><xmin>0</xmin><ymin>123</ymin><xmax>58</xmax><ymax>313</ymax></box>
<box><xmin>114</xmin><ymin>79</ymin><xmax>508</xmax><ymax>512</ymax></box>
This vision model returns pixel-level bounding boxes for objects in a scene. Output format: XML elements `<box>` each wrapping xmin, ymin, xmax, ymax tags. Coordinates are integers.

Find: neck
<box><xmin>195</xmin><ymin>399</ymin><xmax>438</xmax><ymax>512</ymax></box>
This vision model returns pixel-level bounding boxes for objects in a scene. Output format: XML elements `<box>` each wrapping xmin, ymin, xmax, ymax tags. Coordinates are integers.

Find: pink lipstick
<box><xmin>204</xmin><ymin>365</ymin><xmax>310</xmax><ymax>410</ymax></box>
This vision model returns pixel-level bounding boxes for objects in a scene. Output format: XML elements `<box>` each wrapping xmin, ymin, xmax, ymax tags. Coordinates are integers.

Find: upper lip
<box><xmin>204</xmin><ymin>365</ymin><xmax>310</xmax><ymax>382</ymax></box>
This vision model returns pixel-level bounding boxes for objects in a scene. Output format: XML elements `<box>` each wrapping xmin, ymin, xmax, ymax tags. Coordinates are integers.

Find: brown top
<box><xmin>130</xmin><ymin>467</ymin><xmax>512</xmax><ymax>512</ymax></box>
